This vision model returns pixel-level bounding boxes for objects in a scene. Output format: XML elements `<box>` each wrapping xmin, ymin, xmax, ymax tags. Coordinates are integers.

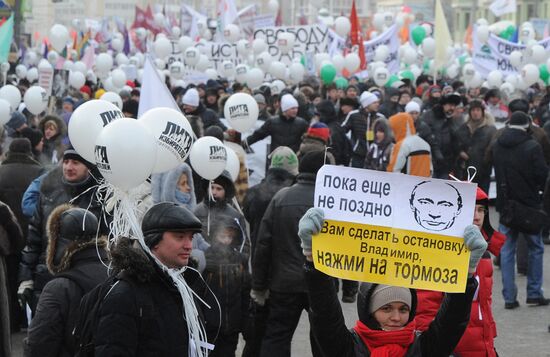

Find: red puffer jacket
<box><xmin>415</xmin><ymin>230</ymin><xmax>505</xmax><ymax>357</ymax></box>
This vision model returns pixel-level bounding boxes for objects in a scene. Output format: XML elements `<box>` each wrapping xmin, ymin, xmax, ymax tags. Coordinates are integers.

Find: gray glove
<box><xmin>298</xmin><ymin>208</ymin><xmax>325</xmax><ymax>257</ymax></box>
<box><xmin>463</xmin><ymin>224</ymin><xmax>488</xmax><ymax>273</ymax></box>
<box><xmin>250</xmin><ymin>289</ymin><xmax>269</xmax><ymax>306</ymax></box>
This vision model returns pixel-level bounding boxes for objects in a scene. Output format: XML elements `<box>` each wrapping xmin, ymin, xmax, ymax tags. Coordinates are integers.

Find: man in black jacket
<box><xmin>242</xmin><ymin>94</ymin><xmax>308</xmax><ymax>154</ymax></box>
<box><xmin>24</xmin><ymin>205</ymin><xmax>109</xmax><ymax>357</ymax></box>
<box><xmin>94</xmin><ymin>203</ymin><xmax>219</xmax><ymax>356</ymax></box>
<box><xmin>493</xmin><ymin>111</ymin><xmax>549</xmax><ymax>309</ymax></box>
<box><xmin>251</xmin><ymin>150</ymin><xmax>325</xmax><ymax>357</ymax></box>
<box><xmin>181</xmin><ymin>87</ymin><xmax>227</xmax><ymax>131</ymax></box>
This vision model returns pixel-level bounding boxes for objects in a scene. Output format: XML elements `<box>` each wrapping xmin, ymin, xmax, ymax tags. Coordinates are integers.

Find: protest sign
<box><xmin>38</xmin><ymin>66</ymin><xmax>54</xmax><ymax>96</ymax></box>
<box><xmin>52</xmin><ymin>69</ymin><xmax>69</xmax><ymax>98</ymax></box>
<box><xmin>363</xmin><ymin>25</ymin><xmax>400</xmax><ymax>74</ymax></box>
<box><xmin>313</xmin><ymin>165</ymin><xmax>476</xmax><ymax>292</ymax></box>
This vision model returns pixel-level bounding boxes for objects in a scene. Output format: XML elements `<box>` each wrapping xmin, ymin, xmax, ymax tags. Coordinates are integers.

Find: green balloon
<box><xmin>335</xmin><ymin>77</ymin><xmax>348</xmax><ymax>89</ymax></box>
<box><xmin>458</xmin><ymin>54</ymin><xmax>467</xmax><ymax>66</ymax></box>
<box><xmin>400</xmin><ymin>70</ymin><xmax>415</xmax><ymax>81</ymax></box>
<box><xmin>540</xmin><ymin>64</ymin><xmax>549</xmax><ymax>83</ymax></box>
<box><xmin>386</xmin><ymin>74</ymin><xmax>400</xmax><ymax>87</ymax></box>
<box><xmin>411</xmin><ymin>26</ymin><xmax>426</xmax><ymax>46</ymax></box>
<box><xmin>320</xmin><ymin>63</ymin><xmax>337</xmax><ymax>84</ymax></box>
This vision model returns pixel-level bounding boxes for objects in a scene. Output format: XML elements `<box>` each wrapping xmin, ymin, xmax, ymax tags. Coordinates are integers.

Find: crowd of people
<box><xmin>0</xmin><ymin>64</ymin><xmax>549</xmax><ymax>357</ymax></box>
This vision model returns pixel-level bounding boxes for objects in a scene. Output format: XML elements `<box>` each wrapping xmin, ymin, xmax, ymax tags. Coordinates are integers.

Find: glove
<box><xmin>250</xmin><ymin>289</ymin><xmax>269</xmax><ymax>306</ymax></box>
<box><xmin>17</xmin><ymin>280</ymin><xmax>34</xmax><ymax>309</ymax></box>
<box><xmin>298</xmin><ymin>208</ymin><xmax>325</xmax><ymax>258</ymax></box>
<box><xmin>463</xmin><ymin>225</ymin><xmax>488</xmax><ymax>273</ymax></box>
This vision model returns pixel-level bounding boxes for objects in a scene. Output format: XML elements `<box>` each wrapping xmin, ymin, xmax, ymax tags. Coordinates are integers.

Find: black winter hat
<box><xmin>58</xmin><ymin>207</ymin><xmax>99</xmax><ymax>241</ymax></box>
<box><xmin>142</xmin><ymin>202</ymin><xmax>202</xmax><ymax>247</ymax></box>
<box><xmin>204</xmin><ymin>125</ymin><xmax>225</xmax><ymax>142</ymax></box>
<box><xmin>468</xmin><ymin>100</ymin><xmax>485</xmax><ymax>116</ymax></box>
<box><xmin>20</xmin><ymin>127</ymin><xmax>43</xmax><ymax>148</ymax></box>
<box><xmin>508</xmin><ymin>98</ymin><xmax>530</xmax><ymax>114</ymax></box>
<box><xmin>440</xmin><ymin>93</ymin><xmax>462</xmax><ymax>106</ymax></box>
<box><xmin>298</xmin><ymin>150</ymin><xmax>326</xmax><ymax>175</ymax></box>
<box><xmin>63</xmin><ymin>148</ymin><xmax>95</xmax><ymax>170</ymax></box>
<box><xmin>339</xmin><ymin>97</ymin><xmax>359</xmax><ymax>109</ymax></box>
<box><xmin>508</xmin><ymin>111</ymin><xmax>530</xmax><ymax>128</ymax></box>
<box><xmin>316</xmin><ymin>100</ymin><xmax>336</xmax><ymax>118</ymax></box>
<box><xmin>8</xmin><ymin>138</ymin><xmax>32</xmax><ymax>154</ymax></box>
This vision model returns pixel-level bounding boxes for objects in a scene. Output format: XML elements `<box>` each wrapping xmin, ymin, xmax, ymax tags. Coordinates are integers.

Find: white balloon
<box><xmin>288</xmin><ymin>62</ymin><xmax>305</xmax><ymax>83</ymax></box>
<box><xmin>224</xmin><ymin>24</ymin><xmax>241</xmax><ymax>43</ymax></box>
<box><xmin>49</xmin><ymin>24</ymin><xmax>69</xmax><ymax>52</ymax></box>
<box><xmin>154</xmin><ymin>36</ymin><xmax>172</xmax><ymax>60</ymax></box>
<box><xmin>255</xmin><ymin>52</ymin><xmax>273</xmax><ymax>72</ymax></box>
<box><xmin>0</xmin><ymin>99</ymin><xmax>10</xmax><ymax>125</ymax></box>
<box><xmin>505</xmin><ymin>73</ymin><xmax>519</xmax><ymax>87</ymax></box>
<box><xmin>477</xmin><ymin>25</ymin><xmax>489</xmax><ymax>43</ymax></box>
<box><xmin>422</xmin><ymin>23</ymin><xmax>432</xmax><ymax>36</ymax></box>
<box><xmin>26</xmin><ymin>68</ymin><xmax>38</xmax><ymax>82</ymax></box>
<box><xmin>184</xmin><ymin>47</ymin><xmax>200</xmax><ymax>66</ymax></box>
<box><xmin>178</xmin><ymin>36</ymin><xmax>193</xmax><ymax>52</ymax></box>
<box><xmin>196</xmin><ymin>55</ymin><xmax>210</xmax><ymax>72</ymax></box>
<box><xmin>47</xmin><ymin>51</ymin><xmax>58</xmax><ymax>65</ymax></box>
<box><xmin>205</xmin><ymin>68</ymin><xmax>218</xmax><ymax>80</ymax></box>
<box><xmin>334</xmin><ymin>16</ymin><xmax>351</xmax><ymax>37</ymax></box>
<box><xmin>332</xmin><ymin>54</ymin><xmax>345</xmax><ymax>72</ymax></box>
<box><xmin>252</xmin><ymin>39</ymin><xmax>267</xmax><ymax>54</ymax></box>
<box><xmin>115</xmin><ymin>53</ymin><xmax>129</xmax><ymax>66</ymax></box>
<box><xmin>344</xmin><ymin>53</ymin><xmax>360</xmax><ymax>73</ymax></box>
<box><xmin>101</xmin><ymin>92</ymin><xmax>123</xmax><ymax>110</ymax></box>
<box><xmin>95</xmin><ymin>118</ymin><xmax>157</xmax><ymax>190</ymax></box>
<box><xmin>383</xmin><ymin>12</ymin><xmax>394</xmax><ymax>27</ymax></box>
<box><xmin>154</xmin><ymin>13</ymin><xmax>165</xmax><ymax>27</ymax></box>
<box><xmin>271</xmin><ymin>80</ymin><xmax>286</xmax><ymax>95</ymax></box>
<box><xmin>96</xmin><ymin>53</ymin><xmax>113</xmax><ymax>73</ymax></box>
<box><xmin>225</xmin><ymin>147</ymin><xmax>240</xmax><ymax>182</ymax></box>
<box><xmin>500</xmin><ymin>82</ymin><xmax>515</xmax><ymax>96</ymax></box>
<box><xmin>410</xmin><ymin>64</ymin><xmax>422</xmax><ymax>79</ymax></box>
<box><xmin>246</xmin><ymin>68</ymin><xmax>264</xmax><ymax>89</ymax></box>
<box><xmin>278</xmin><ymin>32</ymin><xmax>295</xmax><ymax>55</ymax></box>
<box><xmin>487</xmin><ymin>70</ymin><xmax>503</xmax><ymax>88</ymax></box>
<box><xmin>521</xmin><ymin>63</ymin><xmax>539</xmax><ymax>86</ymax></box>
<box><xmin>170</xmin><ymin>61</ymin><xmax>185</xmax><ymax>79</ymax></box>
<box><xmin>224</xmin><ymin>93</ymin><xmax>259</xmax><ymax>132</ymax></box>
<box><xmin>446</xmin><ymin>64</ymin><xmax>459</xmax><ymax>79</ymax></box>
<box><xmin>374</xmin><ymin>45</ymin><xmax>390</xmax><ymax>62</ymax></box>
<box><xmin>509</xmin><ymin>50</ymin><xmax>523</xmax><ymax>68</ymax></box>
<box><xmin>69</xmin><ymin>71</ymin><xmax>86</xmax><ymax>89</ymax></box>
<box><xmin>235</xmin><ymin>64</ymin><xmax>249</xmax><ymax>83</ymax></box>
<box><xmin>172</xmin><ymin>26</ymin><xmax>181</xmax><ymax>38</ymax></box>
<box><xmin>520</xmin><ymin>27</ymin><xmax>535</xmax><ymax>44</ymax></box>
<box><xmin>39</xmin><ymin>59</ymin><xmax>52</xmax><ymax>71</ymax></box>
<box><xmin>267</xmin><ymin>0</ymin><xmax>279</xmax><ymax>13</ymax></box>
<box><xmin>111</xmin><ymin>69</ymin><xmax>127</xmax><ymax>88</ymax></box>
<box><xmin>373</xmin><ymin>13</ymin><xmax>385</xmax><ymax>31</ymax></box>
<box><xmin>189</xmin><ymin>136</ymin><xmax>227</xmax><ymax>180</ymax></box>
<box><xmin>476</xmin><ymin>18</ymin><xmax>488</xmax><ymax>27</ymax></box>
<box><xmin>15</xmin><ymin>64</ymin><xmax>27</xmax><ymax>79</ymax></box>
<box><xmin>530</xmin><ymin>45</ymin><xmax>547</xmax><ymax>64</ymax></box>
<box><xmin>467</xmin><ymin>72</ymin><xmax>483</xmax><ymax>88</ymax></box>
<box><xmin>269</xmin><ymin>61</ymin><xmax>286</xmax><ymax>80</ymax></box>
<box><xmin>462</xmin><ymin>63</ymin><xmax>476</xmax><ymax>80</ymax></box>
<box><xmin>25</xmin><ymin>51</ymin><xmax>38</xmax><ymax>66</ymax></box>
<box><xmin>373</xmin><ymin>67</ymin><xmax>389</xmax><ymax>87</ymax></box>
<box><xmin>24</xmin><ymin>86</ymin><xmax>48</xmax><ymax>115</ymax></box>
<box><xmin>139</xmin><ymin>107</ymin><xmax>195</xmax><ymax>172</ymax></box>
<box><xmin>111</xmin><ymin>38</ymin><xmax>124</xmax><ymax>52</ymax></box>
<box><xmin>73</xmin><ymin>61</ymin><xmax>87</xmax><ymax>75</ymax></box>
<box><xmin>63</xmin><ymin>60</ymin><xmax>75</xmax><ymax>72</ymax></box>
<box><xmin>402</xmin><ymin>47</ymin><xmax>417</xmax><ymax>65</ymax></box>
<box><xmin>220</xmin><ymin>61</ymin><xmax>235</xmax><ymax>77</ymax></box>
<box><xmin>154</xmin><ymin>58</ymin><xmax>166</xmax><ymax>70</ymax></box>
<box><xmin>236</xmin><ymin>39</ymin><xmax>252</xmax><ymax>57</ymax></box>
<box><xmin>422</xmin><ymin>38</ymin><xmax>436</xmax><ymax>58</ymax></box>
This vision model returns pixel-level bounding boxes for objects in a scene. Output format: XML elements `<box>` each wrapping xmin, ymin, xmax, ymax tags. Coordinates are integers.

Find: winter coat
<box><xmin>38</xmin><ymin>116</ymin><xmax>67</xmax><ymax>168</ymax></box>
<box><xmin>415</xmin><ymin>230</ymin><xmax>505</xmax><ymax>357</ymax></box>
<box><xmin>187</xmin><ymin>103</ymin><xmax>227</xmax><ymax>131</ymax></box>
<box><xmin>242</xmin><ymin>168</ymin><xmax>295</xmax><ymax>259</ymax></box>
<box><xmin>318</xmin><ymin>101</ymin><xmax>352</xmax><ymax>165</ymax></box>
<box><xmin>364</xmin><ymin>118</ymin><xmax>393</xmax><ymax>171</ymax></box>
<box><xmin>342</xmin><ymin>110</ymin><xmax>386</xmax><ymax>162</ymax></box>
<box><xmin>225</xmin><ymin>141</ymin><xmax>249</xmax><ymax>205</ymax></box>
<box><xmin>492</xmin><ymin>127</ymin><xmax>548</xmax><ymax>212</ymax></box>
<box><xmin>21</xmin><ymin>174</ymin><xmax>45</xmax><ymax>219</ymax></box>
<box><xmin>297</xmin><ymin>135</ymin><xmax>327</xmax><ymax>159</ymax></box>
<box><xmin>387</xmin><ymin>113</ymin><xmax>432</xmax><ymax>177</ymax></box>
<box><xmin>0</xmin><ymin>151</ymin><xmax>44</xmax><ymax>237</ymax></box>
<box><xmin>252</xmin><ymin>173</ymin><xmax>315</xmax><ymax>293</ymax></box>
<box><xmin>94</xmin><ymin>240</ymin><xmax>219</xmax><ymax>357</ymax></box>
<box><xmin>454</xmin><ymin>113</ymin><xmax>496</xmax><ymax>183</ymax></box>
<box><xmin>305</xmin><ymin>263</ymin><xmax>478</xmax><ymax>357</ymax></box>
<box><xmin>0</xmin><ymin>202</ymin><xmax>24</xmax><ymax>357</ymax></box>
<box><xmin>18</xmin><ymin>167</ymin><xmax>105</xmax><ymax>293</ymax></box>
<box><xmin>243</xmin><ymin>113</ymin><xmax>309</xmax><ymax>153</ymax></box>
<box><xmin>484</xmin><ymin>102</ymin><xmax>509</xmax><ymax>124</ymax></box>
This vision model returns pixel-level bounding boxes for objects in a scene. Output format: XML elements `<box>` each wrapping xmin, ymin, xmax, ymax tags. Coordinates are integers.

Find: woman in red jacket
<box><xmin>415</xmin><ymin>187</ymin><xmax>505</xmax><ymax>357</ymax></box>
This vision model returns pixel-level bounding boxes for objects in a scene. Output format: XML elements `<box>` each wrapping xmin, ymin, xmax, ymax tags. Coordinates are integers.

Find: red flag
<box><xmin>132</xmin><ymin>5</ymin><xmax>161</xmax><ymax>34</ymax></box>
<box><xmin>275</xmin><ymin>5</ymin><xmax>282</xmax><ymax>26</ymax></box>
<box><xmin>349</xmin><ymin>0</ymin><xmax>366</xmax><ymax>71</ymax></box>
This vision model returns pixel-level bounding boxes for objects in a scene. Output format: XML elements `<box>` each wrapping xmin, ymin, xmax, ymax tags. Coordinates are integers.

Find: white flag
<box><xmin>137</xmin><ymin>56</ymin><xmax>181</xmax><ymax>118</ymax></box>
<box><xmin>489</xmin><ymin>0</ymin><xmax>516</xmax><ymax>17</ymax></box>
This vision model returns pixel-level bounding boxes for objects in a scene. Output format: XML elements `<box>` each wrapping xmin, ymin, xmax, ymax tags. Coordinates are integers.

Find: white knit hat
<box><xmin>360</xmin><ymin>91</ymin><xmax>379</xmax><ymax>108</ymax></box>
<box><xmin>280</xmin><ymin>94</ymin><xmax>299</xmax><ymax>112</ymax></box>
<box><xmin>405</xmin><ymin>101</ymin><xmax>420</xmax><ymax>113</ymax></box>
<box><xmin>181</xmin><ymin>88</ymin><xmax>200</xmax><ymax>107</ymax></box>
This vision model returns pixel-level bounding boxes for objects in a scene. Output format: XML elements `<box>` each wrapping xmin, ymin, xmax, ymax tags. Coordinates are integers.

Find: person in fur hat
<box><xmin>24</xmin><ymin>205</ymin><xmax>109</xmax><ymax>357</ymax></box>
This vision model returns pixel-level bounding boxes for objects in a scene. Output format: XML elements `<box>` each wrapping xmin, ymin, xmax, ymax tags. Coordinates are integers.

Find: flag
<box><xmin>434</xmin><ymin>0</ymin><xmax>452</xmax><ymax>72</ymax></box>
<box><xmin>115</xmin><ymin>17</ymin><xmax>131</xmax><ymax>55</ymax></box>
<box><xmin>275</xmin><ymin>5</ymin><xmax>282</xmax><ymax>26</ymax></box>
<box><xmin>399</xmin><ymin>17</ymin><xmax>410</xmax><ymax>44</ymax></box>
<box><xmin>138</xmin><ymin>56</ymin><xmax>181</xmax><ymax>118</ymax></box>
<box><xmin>77</xmin><ymin>31</ymin><xmax>91</xmax><ymax>59</ymax></box>
<box><xmin>0</xmin><ymin>13</ymin><xmax>13</xmax><ymax>63</ymax></box>
<box><xmin>544</xmin><ymin>22</ymin><xmax>550</xmax><ymax>38</ymax></box>
<box><xmin>464</xmin><ymin>25</ymin><xmax>473</xmax><ymax>50</ymax></box>
<box><xmin>489</xmin><ymin>0</ymin><xmax>516</xmax><ymax>17</ymax></box>
<box><xmin>510</xmin><ymin>27</ymin><xmax>519</xmax><ymax>43</ymax></box>
<box><xmin>349</xmin><ymin>0</ymin><xmax>366</xmax><ymax>71</ymax></box>
<box><xmin>132</xmin><ymin>5</ymin><xmax>161</xmax><ymax>34</ymax></box>
<box><xmin>181</xmin><ymin>5</ymin><xmax>207</xmax><ymax>40</ymax></box>
<box><xmin>299</xmin><ymin>9</ymin><xmax>308</xmax><ymax>25</ymax></box>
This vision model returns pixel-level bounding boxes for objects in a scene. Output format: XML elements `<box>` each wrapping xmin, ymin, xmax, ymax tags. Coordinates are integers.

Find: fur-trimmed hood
<box><xmin>0</xmin><ymin>202</ymin><xmax>24</xmax><ymax>255</ymax></box>
<box><xmin>46</xmin><ymin>204</ymin><xmax>108</xmax><ymax>274</ymax></box>
<box><xmin>39</xmin><ymin>114</ymin><xmax>67</xmax><ymax>139</ymax></box>
<box><xmin>155</xmin><ymin>163</ymin><xmax>197</xmax><ymax>210</ymax></box>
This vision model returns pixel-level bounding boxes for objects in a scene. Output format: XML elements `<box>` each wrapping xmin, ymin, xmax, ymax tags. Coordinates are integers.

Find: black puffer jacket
<box><xmin>24</xmin><ymin>247</ymin><xmax>109</xmax><ymax>357</ymax></box>
<box><xmin>317</xmin><ymin>100</ymin><xmax>352</xmax><ymax>165</ymax></box>
<box><xmin>305</xmin><ymin>264</ymin><xmax>477</xmax><ymax>357</ymax></box>
<box><xmin>243</xmin><ymin>114</ymin><xmax>308</xmax><ymax>153</ymax></box>
<box><xmin>342</xmin><ymin>110</ymin><xmax>385</xmax><ymax>160</ymax></box>
<box><xmin>252</xmin><ymin>173</ymin><xmax>315</xmax><ymax>293</ymax></box>
<box><xmin>18</xmin><ymin>167</ymin><xmax>105</xmax><ymax>291</ymax></box>
<box><xmin>0</xmin><ymin>152</ymin><xmax>43</xmax><ymax>237</ymax></box>
<box><xmin>242</xmin><ymin>167</ymin><xmax>295</xmax><ymax>260</ymax></box>
<box><xmin>94</xmin><ymin>240</ymin><xmax>219</xmax><ymax>357</ymax></box>
<box><xmin>187</xmin><ymin>103</ymin><xmax>227</xmax><ymax>131</ymax></box>
<box><xmin>492</xmin><ymin>127</ymin><xmax>548</xmax><ymax>212</ymax></box>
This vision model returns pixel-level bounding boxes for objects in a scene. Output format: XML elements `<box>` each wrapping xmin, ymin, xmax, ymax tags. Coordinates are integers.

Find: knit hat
<box><xmin>20</xmin><ymin>127</ymin><xmax>43</xmax><ymax>148</ymax></box>
<box><xmin>298</xmin><ymin>150</ymin><xmax>326</xmax><ymax>175</ymax></box>
<box><xmin>405</xmin><ymin>101</ymin><xmax>420</xmax><ymax>114</ymax></box>
<box><xmin>8</xmin><ymin>138</ymin><xmax>32</xmax><ymax>154</ymax></box>
<box><xmin>62</xmin><ymin>97</ymin><xmax>75</xmax><ymax>106</ymax></box>
<box><xmin>79</xmin><ymin>85</ymin><xmax>92</xmax><ymax>97</ymax></box>
<box><xmin>269</xmin><ymin>146</ymin><xmax>299</xmax><ymax>176</ymax></box>
<box><xmin>63</xmin><ymin>148</ymin><xmax>95</xmax><ymax>169</ymax></box>
<box><xmin>508</xmin><ymin>111</ymin><xmax>530</xmax><ymax>130</ymax></box>
<box><xmin>368</xmin><ymin>285</ymin><xmax>412</xmax><ymax>314</ymax></box>
<box><xmin>280</xmin><ymin>94</ymin><xmax>299</xmax><ymax>112</ymax></box>
<box><xmin>307</xmin><ymin>122</ymin><xmax>330</xmax><ymax>142</ymax></box>
<box><xmin>340</xmin><ymin>97</ymin><xmax>359</xmax><ymax>109</ymax></box>
<box><xmin>254</xmin><ymin>93</ymin><xmax>266</xmax><ymax>105</ymax></box>
<box><xmin>122</xmin><ymin>99</ymin><xmax>139</xmax><ymax>118</ymax></box>
<box><xmin>508</xmin><ymin>98</ymin><xmax>529</xmax><ymax>114</ymax></box>
<box><xmin>94</xmin><ymin>89</ymin><xmax>106</xmax><ymax>100</ymax></box>
<box><xmin>359</xmin><ymin>91</ymin><xmax>379</xmax><ymax>108</ymax></box>
<box><xmin>6</xmin><ymin>111</ymin><xmax>27</xmax><ymax>131</ymax></box>
<box><xmin>182</xmin><ymin>88</ymin><xmax>200</xmax><ymax>107</ymax></box>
